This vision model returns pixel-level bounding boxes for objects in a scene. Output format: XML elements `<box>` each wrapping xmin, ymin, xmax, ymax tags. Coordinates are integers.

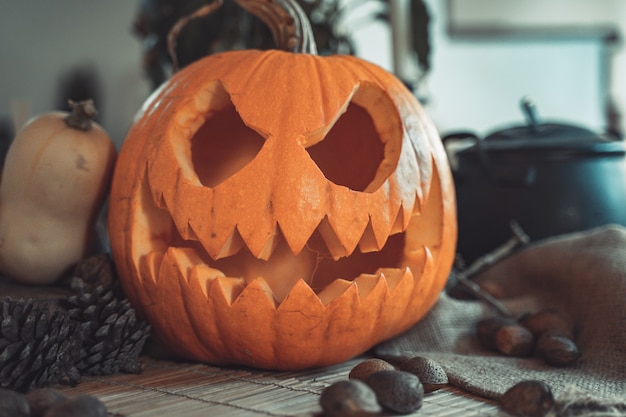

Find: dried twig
<box><xmin>452</xmin><ymin>221</ymin><xmax>531</xmax><ymax>317</ymax></box>
<box><xmin>462</xmin><ymin>221</ymin><xmax>530</xmax><ymax>279</ymax></box>
<box><xmin>167</xmin><ymin>0</ymin><xmax>224</xmax><ymax>74</ymax></box>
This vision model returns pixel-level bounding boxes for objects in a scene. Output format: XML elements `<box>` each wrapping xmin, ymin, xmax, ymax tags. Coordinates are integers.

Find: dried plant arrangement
<box><xmin>132</xmin><ymin>0</ymin><xmax>431</xmax><ymax>90</ymax></box>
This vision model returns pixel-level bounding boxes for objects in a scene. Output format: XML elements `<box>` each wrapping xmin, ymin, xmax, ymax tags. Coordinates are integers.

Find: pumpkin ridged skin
<box><xmin>0</xmin><ymin>109</ymin><xmax>116</xmax><ymax>284</ymax></box>
<box><xmin>108</xmin><ymin>49</ymin><xmax>456</xmax><ymax>370</ymax></box>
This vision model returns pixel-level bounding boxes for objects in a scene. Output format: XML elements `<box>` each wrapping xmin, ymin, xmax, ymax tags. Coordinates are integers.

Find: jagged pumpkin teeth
<box><xmin>139</xmin><ymin>252</ymin><xmax>163</xmax><ymax>284</ymax></box>
<box><xmin>196</xmin><ymin>229</ymin><xmax>228</xmax><ymax>260</ymax></box>
<box><xmin>318</xmin><ymin>279</ymin><xmax>354</xmax><ymax>305</ymax></box>
<box><xmin>213</xmin><ymin>276</ymin><xmax>247</xmax><ymax>305</ymax></box>
<box><xmin>403</xmin><ymin>245</ymin><xmax>430</xmax><ymax>270</ymax></box>
<box><xmin>213</xmin><ymin>229</ymin><xmax>245</xmax><ymax>260</ymax></box>
<box><xmin>389</xmin><ymin>206</ymin><xmax>407</xmax><ymax>235</ymax></box>
<box><xmin>401</xmin><ymin>248</ymin><xmax>431</xmax><ymax>288</ymax></box>
<box><xmin>377</xmin><ymin>267</ymin><xmax>409</xmax><ymax>291</ymax></box>
<box><xmin>158</xmin><ymin>248</ymin><xmax>186</xmax><ymax>284</ymax></box>
<box><xmin>162</xmin><ymin>247</ymin><xmax>204</xmax><ymax>278</ymax></box>
<box><xmin>254</xmin><ymin>225</ymin><xmax>282</xmax><ymax>261</ymax></box>
<box><xmin>326</xmin><ymin>280</ymin><xmax>361</xmax><ymax>311</ymax></box>
<box><xmin>191</xmin><ymin>264</ymin><xmax>225</xmax><ymax>281</ymax></box>
<box><xmin>317</xmin><ymin>217</ymin><xmax>356</xmax><ymax>259</ymax></box>
<box><xmin>354</xmin><ymin>273</ymin><xmax>384</xmax><ymax>300</ymax></box>
<box><xmin>358</xmin><ymin>221</ymin><xmax>388</xmax><ymax>254</ymax></box>
<box><xmin>188</xmin><ymin>267</ymin><xmax>216</xmax><ymax>298</ymax></box>
<box><xmin>325</xmin><ymin>212</ymin><xmax>371</xmax><ymax>256</ymax></box>
<box><xmin>108</xmin><ymin>0</ymin><xmax>457</xmax><ymax>370</ymax></box>
<box><xmin>232</xmin><ymin>277</ymin><xmax>278</xmax><ymax>306</ymax></box>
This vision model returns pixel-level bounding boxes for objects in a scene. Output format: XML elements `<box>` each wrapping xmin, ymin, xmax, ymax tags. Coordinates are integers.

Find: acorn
<box><xmin>519</xmin><ymin>309</ymin><xmax>573</xmax><ymax>339</ymax></box>
<box><xmin>476</xmin><ymin>316</ymin><xmax>516</xmax><ymax>350</ymax></box>
<box><xmin>495</xmin><ymin>324</ymin><xmax>535</xmax><ymax>357</ymax></box>
<box><xmin>535</xmin><ymin>331</ymin><xmax>580</xmax><ymax>367</ymax></box>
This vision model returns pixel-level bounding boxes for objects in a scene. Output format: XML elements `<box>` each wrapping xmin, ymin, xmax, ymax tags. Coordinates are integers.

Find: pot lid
<box><xmin>476</xmin><ymin>97</ymin><xmax>624</xmax><ymax>154</ymax></box>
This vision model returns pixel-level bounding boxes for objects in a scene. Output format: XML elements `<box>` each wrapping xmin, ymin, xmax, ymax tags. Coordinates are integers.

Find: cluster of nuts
<box><xmin>0</xmin><ymin>387</ymin><xmax>111</xmax><ymax>417</ymax></box>
<box><xmin>319</xmin><ymin>356</ymin><xmax>448</xmax><ymax>416</ymax></box>
<box><xmin>476</xmin><ymin>308</ymin><xmax>580</xmax><ymax>366</ymax></box>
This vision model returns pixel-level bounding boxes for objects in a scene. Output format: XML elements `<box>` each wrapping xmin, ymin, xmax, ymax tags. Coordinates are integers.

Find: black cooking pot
<box><xmin>444</xmin><ymin>97</ymin><xmax>626</xmax><ymax>263</ymax></box>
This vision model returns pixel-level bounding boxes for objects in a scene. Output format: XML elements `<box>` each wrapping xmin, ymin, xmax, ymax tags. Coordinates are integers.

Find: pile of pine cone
<box><xmin>0</xmin><ymin>255</ymin><xmax>151</xmax><ymax>392</ymax></box>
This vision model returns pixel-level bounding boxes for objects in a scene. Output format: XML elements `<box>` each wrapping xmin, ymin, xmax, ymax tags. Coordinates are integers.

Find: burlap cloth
<box><xmin>374</xmin><ymin>224</ymin><xmax>626</xmax><ymax>415</ymax></box>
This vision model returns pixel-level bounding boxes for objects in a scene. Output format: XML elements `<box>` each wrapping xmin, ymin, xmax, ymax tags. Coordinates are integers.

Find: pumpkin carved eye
<box><xmin>191</xmin><ymin>86</ymin><xmax>265</xmax><ymax>188</ymax></box>
<box><xmin>307</xmin><ymin>83</ymin><xmax>402</xmax><ymax>193</ymax></box>
<box><xmin>307</xmin><ymin>101</ymin><xmax>383</xmax><ymax>192</ymax></box>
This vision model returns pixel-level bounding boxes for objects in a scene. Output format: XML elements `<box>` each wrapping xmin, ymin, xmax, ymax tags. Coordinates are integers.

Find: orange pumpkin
<box><xmin>108</xmin><ymin>0</ymin><xmax>456</xmax><ymax>370</ymax></box>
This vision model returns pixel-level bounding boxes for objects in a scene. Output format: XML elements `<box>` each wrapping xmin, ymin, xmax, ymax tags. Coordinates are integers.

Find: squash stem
<box><xmin>65</xmin><ymin>99</ymin><xmax>97</xmax><ymax>131</ymax></box>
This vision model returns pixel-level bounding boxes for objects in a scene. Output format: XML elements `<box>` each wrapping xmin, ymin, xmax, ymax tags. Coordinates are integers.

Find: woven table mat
<box><xmin>57</xmin><ymin>357</ymin><xmax>497</xmax><ymax>416</ymax></box>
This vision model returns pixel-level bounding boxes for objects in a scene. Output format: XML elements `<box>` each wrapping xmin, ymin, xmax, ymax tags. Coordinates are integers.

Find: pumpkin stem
<box><xmin>65</xmin><ymin>99</ymin><xmax>97</xmax><ymax>131</ymax></box>
<box><xmin>235</xmin><ymin>0</ymin><xmax>318</xmax><ymax>55</ymax></box>
<box><xmin>167</xmin><ymin>0</ymin><xmax>317</xmax><ymax>73</ymax></box>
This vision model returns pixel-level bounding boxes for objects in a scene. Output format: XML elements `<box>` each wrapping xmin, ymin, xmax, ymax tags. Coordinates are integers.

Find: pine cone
<box><xmin>0</xmin><ymin>298</ymin><xmax>81</xmax><ymax>392</ymax></box>
<box><xmin>64</xmin><ymin>256</ymin><xmax>151</xmax><ymax>376</ymax></box>
<box><xmin>69</xmin><ymin>253</ymin><xmax>115</xmax><ymax>294</ymax></box>
<box><xmin>0</xmin><ymin>254</ymin><xmax>150</xmax><ymax>390</ymax></box>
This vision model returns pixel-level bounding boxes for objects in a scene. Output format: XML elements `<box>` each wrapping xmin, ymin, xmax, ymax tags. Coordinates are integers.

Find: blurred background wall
<box><xmin>0</xmin><ymin>0</ymin><xmax>624</xmax><ymax>148</ymax></box>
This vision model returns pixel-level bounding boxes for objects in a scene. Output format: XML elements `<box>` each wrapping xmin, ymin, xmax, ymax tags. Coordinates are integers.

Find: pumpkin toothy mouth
<box><xmin>174</xmin><ymin>215</ymin><xmax>410</xmax><ymax>302</ymax></box>
<box><xmin>135</xmin><ymin>164</ymin><xmax>441</xmax><ymax>305</ymax></box>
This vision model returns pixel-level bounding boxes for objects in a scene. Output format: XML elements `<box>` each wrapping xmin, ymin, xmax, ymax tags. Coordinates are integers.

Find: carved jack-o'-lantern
<box><xmin>108</xmin><ymin>0</ymin><xmax>456</xmax><ymax>370</ymax></box>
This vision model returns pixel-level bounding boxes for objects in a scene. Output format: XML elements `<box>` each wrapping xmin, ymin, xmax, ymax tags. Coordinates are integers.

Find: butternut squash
<box><xmin>0</xmin><ymin>100</ymin><xmax>116</xmax><ymax>284</ymax></box>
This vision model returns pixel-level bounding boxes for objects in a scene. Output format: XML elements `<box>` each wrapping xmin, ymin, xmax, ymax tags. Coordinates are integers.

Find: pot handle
<box><xmin>442</xmin><ymin>131</ymin><xmax>481</xmax><ymax>144</ymax></box>
<box><xmin>442</xmin><ymin>131</ymin><xmax>490</xmax><ymax>173</ymax></box>
<box><xmin>521</xmin><ymin>96</ymin><xmax>540</xmax><ymax>133</ymax></box>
